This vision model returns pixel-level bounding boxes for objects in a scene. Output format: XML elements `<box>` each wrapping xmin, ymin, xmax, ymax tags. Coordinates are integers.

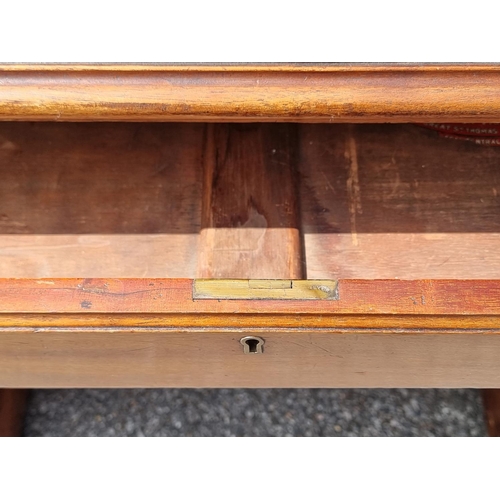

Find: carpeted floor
<box><xmin>24</xmin><ymin>388</ymin><xmax>486</xmax><ymax>437</ymax></box>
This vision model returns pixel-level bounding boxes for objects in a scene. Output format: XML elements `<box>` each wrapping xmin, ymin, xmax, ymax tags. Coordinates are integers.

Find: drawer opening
<box><xmin>1</xmin><ymin>121</ymin><xmax>499</xmax><ymax>281</ymax></box>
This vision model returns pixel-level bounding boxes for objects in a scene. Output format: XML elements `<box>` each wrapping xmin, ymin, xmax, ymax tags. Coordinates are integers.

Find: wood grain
<box><xmin>1</xmin><ymin>65</ymin><xmax>500</xmax><ymax>122</ymax></box>
<box><xmin>0</xmin><ymin>389</ymin><xmax>27</xmax><ymax>436</ymax></box>
<box><xmin>3</xmin><ymin>122</ymin><xmax>500</xmax><ymax>279</ymax></box>
<box><xmin>2</xmin><ymin>329</ymin><xmax>500</xmax><ymax>388</ymax></box>
<box><xmin>1</xmin><ymin>278</ymin><xmax>500</xmax><ymax>328</ymax></box>
<box><xmin>0</xmin><ymin>235</ymin><xmax>199</xmax><ymax>278</ymax></box>
<box><xmin>0</xmin><ymin>122</ymin><xmax>203</xmax><ymax>277</ymax></box>
<box><xmin>1</xmin><ymin>116</ymin><xmax>500</xmax><ymax>389</ymax></box>
<box><xmin>300</xmin><ymin>124</ymin><xmax>500</xmax><ymax>279</ymax></box>
<box><xmin>198</xmin><ymin>124</ymin><xmax>302</xmax><ymax>279</ymax></box>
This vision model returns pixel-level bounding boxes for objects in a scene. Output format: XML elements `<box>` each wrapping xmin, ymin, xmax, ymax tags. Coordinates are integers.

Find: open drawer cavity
<box><xmin>1</xmin><ymin>121</ymin><xmax>500</xmax><ymax>388</ymax></box>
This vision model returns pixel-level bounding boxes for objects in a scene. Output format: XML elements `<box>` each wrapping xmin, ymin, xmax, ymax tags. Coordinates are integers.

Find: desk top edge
<box><xmin>1</xmin><ymin>63</ymin><xmax>499</xmax><ymax>72</ymax></box>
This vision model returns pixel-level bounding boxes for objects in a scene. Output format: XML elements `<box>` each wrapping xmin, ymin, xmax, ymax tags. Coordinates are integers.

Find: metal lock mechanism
<box><xmin>240</xmin><ymin>336</ymin><xmax>265</xmax><ymax>354</ymax></box>
<box><xmin>193</xmin><ymin>279</ymin><xmax>339</xmax><ymax>300</ymax></box>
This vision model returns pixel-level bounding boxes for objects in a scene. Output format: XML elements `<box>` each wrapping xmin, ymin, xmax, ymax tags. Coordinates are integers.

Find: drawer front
<box><xmin>2</xmin><ymin>278</ymin><xmax>500</xmax><ymax>388</ymax></box>
<box><xmin>2</xmin><ymin>328</ymin><xmax>500</xmax><ymax>388</ymax></box>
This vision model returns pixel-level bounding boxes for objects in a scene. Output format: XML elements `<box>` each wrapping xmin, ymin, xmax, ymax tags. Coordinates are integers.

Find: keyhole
<box><xmin>240</xmin><ymin>336</ymin><xmax>264</xmax><ymax>354</ymax></box>
<box><xmin>245</xmin><ymin>338</ymin><xmax>259</xmax><ymax>353</ymax></box>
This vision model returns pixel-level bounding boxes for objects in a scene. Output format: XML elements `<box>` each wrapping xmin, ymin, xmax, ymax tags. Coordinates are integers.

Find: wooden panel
<box><xmin>0</xmin><ymin>235</ymin><xmax>199</xmax><ymax>278</ymax></box>
<box><xmin>198</xmin><ymin>124</ymin><xmax>301</xmax><ymax>279</ymax></box>
<box><xmin>0</xmin><ymin>389</ymin><xmax>28</xmax><ymax>436</ymax></box>
<box><xmin>1</xmin><ymin>65</ymin><xmax>500</xmax><ymax>122</ymax></box>
<box><xmin>300</xmin><ymin>124</ymin><xmax>500</xmax><ymax>279</ymax></box>
<box><xmin>0</xmin><ymin>122</ymin><xmax>203</xmax><ymax>277</ymax></box>
<box><xmin>1</xmin><ymin>279</ymin><xmax>500</xmax><ymax>328</ymax></box>
<box><xmin>2</xmin><ymin>329</ymin><xmax>500</xmax><ymax>388</ymax></box>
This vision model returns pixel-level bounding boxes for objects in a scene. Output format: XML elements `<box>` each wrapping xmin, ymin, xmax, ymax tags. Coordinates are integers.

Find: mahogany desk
<box><xmin>1</xmin><ymin>64</ymin><xmax>500</xmax><ymax>435</ymax></box>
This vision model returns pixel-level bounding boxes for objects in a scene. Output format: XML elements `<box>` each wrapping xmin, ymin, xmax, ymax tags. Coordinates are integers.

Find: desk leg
<box><xmin>482</xmin><ymin>390</ymin><xmax>500</xmax><ymax>436</ymax></box>
<box><xmin>0</xmin><ymin>389</ymin><xmax>28</xmax><ymax>437</ymax></box>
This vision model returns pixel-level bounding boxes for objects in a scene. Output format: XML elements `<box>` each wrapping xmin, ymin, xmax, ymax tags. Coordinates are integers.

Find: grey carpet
<box><xmin>24</xmin><ymin>388</ymin><xmax>486</xmax><ymax>437</ymax></box>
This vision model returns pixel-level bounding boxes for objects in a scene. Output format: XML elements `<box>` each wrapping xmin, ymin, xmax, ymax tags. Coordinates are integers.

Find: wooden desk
<box><xmin>1</xmin><ymin>64</ymin><xmax>500</xmax><ymax>434</ymax></box>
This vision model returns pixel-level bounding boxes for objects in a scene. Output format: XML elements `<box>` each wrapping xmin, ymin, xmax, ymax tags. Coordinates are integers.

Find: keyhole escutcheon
<box><xmin>240</xmin><ymin>336</ymin><xmax>265</xmax><ymax>354</ymax></box>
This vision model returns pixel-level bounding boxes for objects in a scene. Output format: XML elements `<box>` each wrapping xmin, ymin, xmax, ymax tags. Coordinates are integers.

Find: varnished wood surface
<box><xmin>1</xmin><ymin>65</ymin><xmax>500</xmax><ymax>122</ymax></box>
<box><xmin>482</xmin><ymin>390</ymin><xmax>500</xmax><ymax>436</ymax></box>
<box><xmin>0</xmin><ymin>389</ymin><xmax>27</xmax><ymax>436</ymax></box>
<box><xmin>1</xmin><ymin>279</ymin><xmax>500</xmax><ymax>328</ymax></box>
<box><xmin>4</xmin><ymin>64</ymin><xmax>498</xmax><ymax>72</ymax></box>
<box><xmin>2</xmin><ymin>329</ymin><xmax>500</xmax><ymax>388</ymax></box>
<box><xmin>198</xmin><ymin>124</ymin><xmax>301</xmax><ymax>278</ymax></box>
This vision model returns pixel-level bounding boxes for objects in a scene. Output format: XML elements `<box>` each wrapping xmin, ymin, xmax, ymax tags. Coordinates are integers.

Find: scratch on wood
<box><xmin>320</xmin><ymin>171</ymin><xmax>336</xmax><ymax>194</ymax></box>
<box><xmin>345</xmin><ymin>128</ymin><xmax>362</xmax><ymax>246</ymax></box>
<box><xmin>286</xmin><ymin>339</ymin><xmax>342</xmax><ymax>358</ymax></box>
<box><xmin>307</xmin><ymin>334</ymin><xmax>344</xmax><ymax>357</ymax></box>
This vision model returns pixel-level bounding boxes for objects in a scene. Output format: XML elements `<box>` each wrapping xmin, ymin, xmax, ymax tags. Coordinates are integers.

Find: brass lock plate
<box><xmin>193</xmin><ymin>279</ymin><xmax>339</xmax><ymax>300</ymax></box>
